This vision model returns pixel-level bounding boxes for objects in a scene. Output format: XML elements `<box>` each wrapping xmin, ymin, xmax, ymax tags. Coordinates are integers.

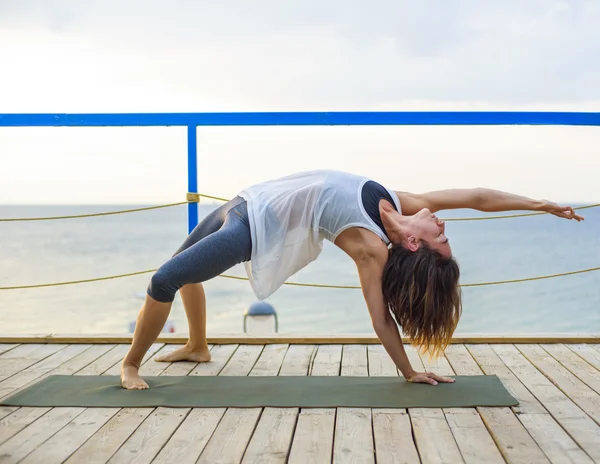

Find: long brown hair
<box><xmin>382</xmin><ymin>243</ymin><xmax>462</xmax><ymax>358</ymax></box>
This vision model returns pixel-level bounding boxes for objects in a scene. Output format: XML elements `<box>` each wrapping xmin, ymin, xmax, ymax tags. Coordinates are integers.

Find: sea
<box><xmin>1</xmin><ymin>203</ymin><xmax>598</xmax><ymax>335</ymax></box>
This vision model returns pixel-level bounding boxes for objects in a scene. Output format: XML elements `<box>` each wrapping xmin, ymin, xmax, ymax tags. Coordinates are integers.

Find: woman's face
<box><xmin>407</xmin><ymin>208</ymin><xmax>451</xmax><ymax>257</ymax></box>
<box><xmin>383</xmin><ymin>204</ymin><xmax>451</xmax><ymax>258</ymax></box>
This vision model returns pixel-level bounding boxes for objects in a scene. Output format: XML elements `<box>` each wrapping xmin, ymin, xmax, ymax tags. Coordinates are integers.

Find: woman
<box><xmin>121</xmin><ymin>170</ymin><xmax>583</xmax><ymax>389</ymax></box>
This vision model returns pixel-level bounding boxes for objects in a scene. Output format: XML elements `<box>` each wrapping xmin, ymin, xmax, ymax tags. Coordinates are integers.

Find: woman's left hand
<box><xmin>406</xmin><ymin>371</ymin><xmax>455</xmax><ymax>386</ymax></box>
<box><xmin>540</xmin><ymin>201</ymin><xmax>585</xmax><ymax>221</ymax></box>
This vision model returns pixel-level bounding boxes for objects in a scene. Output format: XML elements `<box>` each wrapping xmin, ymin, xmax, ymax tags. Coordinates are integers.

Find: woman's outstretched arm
<box><xmin>355</xmin><ymin>248</ymin><xmax>454</xmax><ymax>385</ymax></box>
<box><xmin>396</xmin><ymin>188</ymin><xmax>584</xmax><ymax>221</ymax></box>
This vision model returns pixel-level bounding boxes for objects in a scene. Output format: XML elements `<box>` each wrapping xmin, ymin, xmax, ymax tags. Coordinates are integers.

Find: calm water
<box><xmin>1</xmin><ymin>203</ymin><xmax>598</xmax><ymax>335</ymax></box>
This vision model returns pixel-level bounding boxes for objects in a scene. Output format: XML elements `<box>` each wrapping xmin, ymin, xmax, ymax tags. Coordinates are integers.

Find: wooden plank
<box><xmin>19</xmin><ymin>408</ymin><xmax>119</xmax><ymax>464</ymax></box>
<box><xmin>493</xmin><ymin>344</ymin><xmax>600</xmax><ymax>462</ymax></box>
<box><xmin>0</xmin><ymin>407</ymin><xmax>51</xmax><ymax>445</ymax></box>
<box><xmin>424</xmin><ymin>347</ymin><xmax>547</xmax><ymax>463</ymax></box>
<box><xmin>0</xmin><ymin>345</ymin><xmax>18</xmax><ymax>355</ymax></box>
<box><xmin>146</xmin><ymin>343</ymin><xmax>215</xmax><ymax>377</ymax></box>
<box><xmin>218</xmin><ymin>344</ymin><xmax>264</xmax><ymax>376</ymax></box>
<box><xmin>418</xmin><ymin>350</ymin><xmax>455</xmax><ymax>377</ymax></box>
<box><xmin>61</xmin><ymin>343</ymin><xmax>116</xmax><ymax>371</ymax></box>
<box><xmin>0</xmin><ymin>336</ymin><xmax>52</xmax><ymax>344</ymax></box>
<box><xmin>151</xmin><ymin>344</ymin><xmax>228</xmax><ymax>464</ymax></box>
<box><xmin>103</xmin><ymin>344</ymin><xmax>204</xmax><ymax>464</ymax></box>
<box><xmin>0</xmin><ymin>343</ymin><xmax>117</xmax><ymax>458</ymax></box>
<box><xmin>242</xmin><ymin>344</ymin><xmax>306</xmax><ymax>463</ymax></box>
<box><xmin>190</xmin><ymin>344</ymin><xmax>238</xmax><ymax>376</ymax></box>
<box><xmin>1</xmin><ymin>332</ymin><xmax>598</xmax><ymax>345</ymax></box>
<box><xmin>95</xmin><ymin>401</ymin><xmax>190</xmax><ymax>462</ymax></box>
<box><xmin>478</xmin><ymin>408</ymin><xmax>549</xmax><ymax>464</ymax></box>
<box><xmin>248</xmin><ymin>344</ymin><xmax>289</xmax><ymax>376</ymax></box>
<box><xmin>63</xmin><ymin>343</ymin><xmax>165</xmax><ymax>464</ymax></box>
<box><xmin>279</xmin><ymin>344</ymin><xmax>315</xmax><ymax>376</ymax></box>
<box><xmin>444</xmin><ymin>410</ymin><xmax>504</xmax><ymax>464</ymax></box>
<box><xmin>0</xmin><ymin>407</ymin><xmax>17</xmax><ymax>421</ymax></box>
<box><xmin>448</xmin><ymin>333</ymin><xmax>600</xmax><ymax>344</ymax></box>
<box><xmin>288</xmin><ymin>345</ymin><xmax>340</xmax><ymax>464</ymax></box>
<box><xmin>196</xmin><ymin>408</ymin><xmax>261</xmax><ymax>464</ymax></box>
<box><xmin>517</xmin><ymin>413</ymin><xmax>593</xmax><ymax>464</ymax></box>
<box><xmin>0</xmin><ymin>344</ymin><xmax>112</xmax><ymax>401</ymax></box>
<box><xmin>242</xmin><ymin>408</ymin><xmax>298</xmax><ymax>464</ymax></box>
<box><xmin>64</xmin><ymin>409</ymin><xmax>154</xmax><ymax>464</ymax></box>
<box><xmin>102</xmin><ymin>343</ymin><xmax>165</xmax><ymax>377</ymax></box>
<box><xmin>144</xmin><ymin>343</ymin><xmax>214</xmax><ymax>378</ymax></box>
<box><xmin>367</xmin><ymin>344</ymin><xmax>398</xmax><ymax>377</ymax></box>
<box><xmin>0</xmin><ymin>344</ymin><xmax>92</xmax><ymax>394</ymax></box>
<box><xmin>340</xmin><ymin>344</ymin><xmax>368</xmax><ymax>376</ymax></box>
<box><xmin>0</xmin><ymin>344</ymin><xmax>68</xmax><ymax>382</ymax></box>
<box><xmin>410</xmin><ymin>408</ymin><xmax>464</xmax><ymax>464</ymax></box>
<box><xmin>334</xmin><ymin>344</ymin><xmax>374</xmax><ymax>464</ymax></box>
<box><xmin>105</xmin><ymin>407</ymin><xmax>192</xmax><ymax>464</ymax></box>
<box><xmin>75</xmin><ymin>344</ymin><xmax>132</xmax><ymax>376</ymax></box>
<box><xmin>0</xmin><ymin>407</ymin><xmax>85</xmax><ymax>464</ymax></box>
<box><xmin>567</xmin><ymin>344</ymin><xmax>600</xmax><ymax>371</ymax></box>
<box><xmin>465</xmin><ymin>344</ymin><xmax>546</xmax><ymax>415</ymax></box>
<box><xmin>404</xmin><ymin>345</ymin><xmax>426</xmax><ymax>372</ymax></box>
<box><xmin>0</xmin><ymin>344</ymin><xmax>112</xmax><ymax>462</ymax></box>
<box><xmin>517</xmin><ymin>344</ymin><xmax>600</xmax><ymax>425</ymax></box>
<box><xmin>368</xmin><ymin>344</ymin><xmax>420</xmax><ymax>464</ymax></box>
<box><xmin>470</xmin><ymin>343</ymin><xmax>594</xmax><ymax>463</ymax></box>
<box><xmin>196</xmin><ymin>345</ymin><xmax>265</xmax><ymax>463</ymax></box>
<box><xmin>309</xmin><ymin>344</ymin><xmax>342</xmax><ymax>376</ymax></box>
<box><xmin>409</xmin><ymin>347</ymin><xmax>463</xmax><ymax>464</ymax></box>
<box><xmin>288</xmin><ymin>408</ymin><xmax>335</xmax><ymax>464</ymax></box>
<box><xmin>0</xmin><ymin>344</ymin><xmax>56</xmax><ymax>361</ymax></box>
<box><xmin>372</xmin><ymin>410</ymin><xmax>419</xmax><ymax>464</ymax></box>
<box><xmin>151</xmin><ymin>409</ymin><xmax>226</xmax><ymax>464</ymax></box>
<box><xmin>541</xmin><ymin>344</ymin><xmax>600</xmax><ymax>395</ymax></box>
<box><xmin>444</xmin><ymin>345</ymin><xmax>535</xmax><ymax>464</ymax></box>
<box><xmin>443</xmin><ymin>345</ymin><xmax>481</xmax><ymax>377</ymax></box>
<box><xmin>158</xmin><ymin>358</ymin><xmax>200</xmax><ymax>376</ymax></box>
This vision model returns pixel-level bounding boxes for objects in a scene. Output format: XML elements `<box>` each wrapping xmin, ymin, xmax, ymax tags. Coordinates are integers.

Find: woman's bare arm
<box><xmin>396</xmin><ymin>188</ymin><xmax>584</xmax><ymax>221</ymax></box>
<box><xmin>354</xmin><ymin>248</ymin><xmax>454</xmax><ymax>385</ymax></box>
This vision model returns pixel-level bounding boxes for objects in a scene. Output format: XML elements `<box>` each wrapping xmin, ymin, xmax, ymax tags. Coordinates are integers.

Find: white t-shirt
<box><xmin>238</xmin><ymin>170</ymin><xmax>402</xmax><ymax>299</ymax></box>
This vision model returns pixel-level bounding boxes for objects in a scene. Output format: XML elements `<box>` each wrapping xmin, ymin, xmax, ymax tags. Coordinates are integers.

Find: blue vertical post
<box><xmin>187</xmin><ymin>125</ymin><xmax>198</xmax><ymax>233</ymax></box>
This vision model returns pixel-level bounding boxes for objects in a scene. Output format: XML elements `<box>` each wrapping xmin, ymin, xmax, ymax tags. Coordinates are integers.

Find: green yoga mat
<box><xmin>0</xmin><ymin>375</ymin><xmax>518</xmax><ymax>408</ymax></box>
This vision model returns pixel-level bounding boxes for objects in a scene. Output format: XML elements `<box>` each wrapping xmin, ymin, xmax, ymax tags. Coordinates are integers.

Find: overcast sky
<box><xmin>1</xmin><ymin>0</ymin><xmax>599</xmax><ymax>204</ymax></box>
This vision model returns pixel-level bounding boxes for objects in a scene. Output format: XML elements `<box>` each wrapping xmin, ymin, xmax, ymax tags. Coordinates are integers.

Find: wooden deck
<box><xmin>1</xmin><ymin>339</ymin><xmax>600</xmax><ymax>463</ymax></box>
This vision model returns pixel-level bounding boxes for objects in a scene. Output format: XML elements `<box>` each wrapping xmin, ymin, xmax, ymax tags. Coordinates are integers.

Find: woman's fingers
<box><xmin>408</xmin><ymin>372</ymin><xmax>457</xmax><ymax>386</ymax></box>
<box><xmin>428</xmin><ymin>372</ymin><xmax>455</xmax><ymax>383</ymax></box>
<box><xmin>552</xmin><ymin>207</ymin><xmax>584</xmax><ymax>221</ymax></box>
<box><xmin>409</xmin><ymin>374</ymin><xmax>437</xmax><ymax>385</ymax></box>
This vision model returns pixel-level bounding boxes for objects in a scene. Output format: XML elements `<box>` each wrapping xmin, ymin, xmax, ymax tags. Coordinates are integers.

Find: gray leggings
<box><xmin>147</xmin><ymin>196</ymin><xmax>252</xmax><ymax>303</ymax></box>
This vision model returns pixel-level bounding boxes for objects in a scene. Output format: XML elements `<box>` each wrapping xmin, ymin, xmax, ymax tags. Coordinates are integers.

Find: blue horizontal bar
<box><xmin>0</xmin><ymin>112</ymin><xmax>599</xmax><ymax>127</ymax></box>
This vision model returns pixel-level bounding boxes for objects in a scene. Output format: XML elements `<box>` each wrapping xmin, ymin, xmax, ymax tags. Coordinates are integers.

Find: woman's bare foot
<box><xmin>121</xmin><ymin>362</ymin><xmax>149</xmax><ymax>390</ymax></box>
<box><xmin>154</xmin><ymin>344</ymin><xmax>211</xmax><ymax>363</ymax></box>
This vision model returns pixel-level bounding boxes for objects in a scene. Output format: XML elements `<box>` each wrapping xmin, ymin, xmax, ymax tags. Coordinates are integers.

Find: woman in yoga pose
<box><xmin>121</xmin><ymin>170</ymin><xmax>583</xmax><ymax>389</ymax></box>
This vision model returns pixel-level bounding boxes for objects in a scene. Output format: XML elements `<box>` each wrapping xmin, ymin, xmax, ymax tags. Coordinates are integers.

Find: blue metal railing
<box><xmin>2</xmin><ymin>111</ymin><xmax>599</xmax><ymax>232</ymax></box>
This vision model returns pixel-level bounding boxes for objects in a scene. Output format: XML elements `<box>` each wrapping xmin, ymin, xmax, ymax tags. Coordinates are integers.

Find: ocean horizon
<box><xmin>1</xmin><ymin>203</ymin><xmax>598</xmax><ymax>336</ymax></box>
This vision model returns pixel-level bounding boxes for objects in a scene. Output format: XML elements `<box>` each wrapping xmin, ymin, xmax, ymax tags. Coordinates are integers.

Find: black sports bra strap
<box><xmin>360</xmin><ymin>180</ymin><xmax>397</xmax><ymax>234</ymax></box>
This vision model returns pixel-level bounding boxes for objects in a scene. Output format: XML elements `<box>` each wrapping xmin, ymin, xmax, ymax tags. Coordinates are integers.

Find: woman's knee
<box><xmin>147</xmin><ymin>268</ymin><xmax>180</xmax><ymax>303</ymax></box>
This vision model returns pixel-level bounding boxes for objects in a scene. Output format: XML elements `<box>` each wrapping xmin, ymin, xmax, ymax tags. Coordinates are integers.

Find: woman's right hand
<box><xmin>406</xmin><ymin>371</ymin><xmax>455</xmax><ymax>386</ymax></box>
<box><xmin>540</xmin><ymin>200</ymin><xmax>585</xmax><ymax>221</ymax></box>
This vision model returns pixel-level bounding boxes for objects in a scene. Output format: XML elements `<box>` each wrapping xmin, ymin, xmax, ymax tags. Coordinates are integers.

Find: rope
<box><xmin>1</xmin><ymin>192</ymin><xmax>597</xmax><ymax>222</ymax></box>
<box><xmin>191</xmin><ymin>193</ymin><xmax>230</xmax><ymax>202</ymax></box>
<box><xmin>1</xmin><ymin>265</ymin><xmax>598</xmax><ymax>291</ymax></box>
<box><xmin>0</xmin><ymin>270</ymin><xmax>156</xmax><ymax>290</ymax></box>
<box><xmin>0</xmin><ymin>202</ymin><xmax>191</xmax><ymax>221</ymax></box>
